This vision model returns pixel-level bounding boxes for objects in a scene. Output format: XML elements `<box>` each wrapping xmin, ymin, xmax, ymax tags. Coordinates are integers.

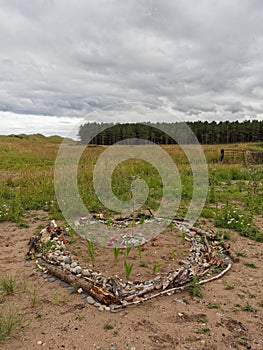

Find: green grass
<box><xmin>243</xmin><ymin>262</ymin><xmax>257</xmax><ymax>269</ymax></box>
<box><xmin>0</xmin><ymin>137</ymin><xmax>262</xmax><ymax>244</ymax></box>
<box><xmin>0</xmin><ymin>274</ymin><xmax>17</xmax><ymax>295</ymax></box>
<box><xmin>207</xmin><ymin>302</ymin><xmax>221</xmax><ymax>309</ymax></box>
<box><xmin>185</xmin><ymin>275</ymin><xmax>203</xmax><ymax>298</ymax></box>
<box><xmin>104</xmin><ymin>322</ymin><xmax>114</xmax><ymax>330</ymax></box>
<box><xmin>0</xmin><ymin>309</ymin><xmax>22</xmax><ymax>340</ymax></box>
<box><xmin>197</xmin><ymin>327</ymin><xmax>209</xmax><ymax>334</ymax></box>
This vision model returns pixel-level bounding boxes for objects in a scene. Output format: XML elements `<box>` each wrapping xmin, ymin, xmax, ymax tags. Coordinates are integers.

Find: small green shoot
<box><xmin>137</xmin><ymin>246</ymin><xmax>143</xmax><ymax>259</ymax></box>
<box><xmin>124</xmin><ymin>260</ymin><xmax>133</xmax><ymax>280</ymax></box>
<box><xmin>125</xmin><ymin>246</ymin><xmax>132</xmax><ymax>257</ymax></box>
<box><xmin>152</xmin><ymin>263</ymin><xmax>161</xmax><ymax>274</ymax></box>
<box><xmin>113</xmin><ymin>247</ymin><xmax>121</xmax><ymax>262</ymax></box>
<box><xmin>86</xmin><ymin>239</ymin><xmax>95</xmax><ymax>266</ymax></box>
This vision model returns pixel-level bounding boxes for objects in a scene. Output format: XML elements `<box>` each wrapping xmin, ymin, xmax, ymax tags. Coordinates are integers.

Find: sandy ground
<box><xmin>0</xmin><ymin>212</ymin><xmax>262</xmax><ymax>350</ymax></box>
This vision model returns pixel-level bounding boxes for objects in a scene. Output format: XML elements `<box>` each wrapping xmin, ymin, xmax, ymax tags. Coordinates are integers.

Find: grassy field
<box><xmin>0</xmin><ymin>134</ymin><xmax>262</xmax><ymax>241</ymax></box>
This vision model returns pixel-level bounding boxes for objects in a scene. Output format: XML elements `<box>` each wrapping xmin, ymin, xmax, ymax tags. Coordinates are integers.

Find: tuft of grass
<box><xmin>0</xmin><ymin>274</ymin><xmax>17</xmax><ymax>295</ymax></box>
<box><xmin>241</xmin><ymin>302</ymin><xmax>255</xmax><ymax>312</ymax></box>
<box><xmin>207</xmin><ymin>302</ymin><xmax>221</xmax><ymax>309</ymax></box>
<box><xmin>0</xmin><ymin>309</ymin><xmax>22</xmax><ymax>340</ymax></box>
<box><xmin>243</xmin><ymin>262</ymin><xmax>257</xmax><ymax>269</ymax></box>
<box><xmin>237</xmin><ymin>293</ymin><xmax>245</xmax><ymax>299</ymax></box>
<box><xmin>124</xmin><ymin>260</ymin><xmax>133</xmax><ymax>280</ymax></box>
<box><xmin>236</xmin><ymin>252</ymin><xmax>247</xmax><ymax>258</ymax></box>
<box><xmin>113</xmin><ymin>247</ymin><xmax>121</xmax><ymax>262</ymax></box>
<box><xmin>185</xmin><ymin>275</ymin><xmax>203</xmax><ymax>298</ymax></box>
<box><xmin>224</xmin><ymin>284</ymin><xmax>235</xmax><ymax>290</ymax></box>
<box><xmin>104</xmin><ymin>322</ymin><xmax>114</xmax><ymax>330</ymax></box>
<box><xmin>139</xmin><ymin>261</ymin><xmax>148</xmax><ymax>268</ymax></box>
<box><xmin>197</xmin><ymin>327</ymin><xmax>209</xmax><ymax>334</ymax></box>
<box><xmin>30</xmin><ymin>288</ymin><xmax>37</xmax><ymax>307</ymax></box>
<box><xmin>125</xmin><ymin>246</ymin><xmax>132</xmax><ymax>257</ymax></box>
<box><xmin>86</xmin><ymin>239</ymin><xmax>95</xmax><ymax>266</ymax></box>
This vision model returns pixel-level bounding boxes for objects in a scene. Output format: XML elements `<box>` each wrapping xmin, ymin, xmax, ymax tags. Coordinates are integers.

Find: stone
<box><xmin>77</xmin><ymin>288</ymin><xmax>83</xmax><ymax>294</ymax></box>
<box><xmin>87</xmin><ymin>296</ymin><xmax>95</xmax><ymax>305</ymax></box>
<box><xmin>70</xmin><ymin>262</ymin><xmax>77</xmax><ymax>268</ymax></box>
<box><xmin>71</xmin><ymin>266</ymin><xmax>81</xmax><ymax>274</ymax></box>
<box><xmin>48</xmin><ymin>277</ymin><xmax>56</xmax><ymax>282</ymax></box>
<box><xmin>64</xmin><ymin>264</ymin><xmax>71</xmax><ymax>271</ymax></box>
<box><xmin>94</xmin><ymin>302</ymin><xmax>101</xmax><ymax>308</ymax></box>
<box><xmin>98</xmin><ymin>305</ymin><xmax>105</xmax><ymax>311</ymax></box>
<box><xmin>64</xmin><ymin>256</ymin><xmax>71</xmax><ymax>264</ymax></box>
<box><xmin>75</xmin><ymin>266</ymin><xmax>82</xmax><ymax>275</ymax></box>
<box><xmin>82</xmin><ymin>269</ymin><xmax>91</xmax><ymax>277</ymax></box>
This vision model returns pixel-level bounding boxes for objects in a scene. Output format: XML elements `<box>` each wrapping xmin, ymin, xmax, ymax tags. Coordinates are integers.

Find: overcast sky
<box><xmin>0</xmin><ymin>0</ymin><xmax>263</xmax><ymax>137</ymax></box>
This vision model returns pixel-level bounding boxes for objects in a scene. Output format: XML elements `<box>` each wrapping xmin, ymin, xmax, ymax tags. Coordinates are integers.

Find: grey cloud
<box><xmin>0</xmin><ymin>0</ymin><xmax>263</xmax><ymax>136</ymax></box>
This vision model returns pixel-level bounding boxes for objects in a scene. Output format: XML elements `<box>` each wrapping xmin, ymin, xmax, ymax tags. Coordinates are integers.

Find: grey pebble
<box><xmin>80</xmin><ymin>293</ymin><xmax>87</xmax><ymax>299</ymax></box>
<box><xmin>70</xmin><ymin>262</ymin><xmax>77</xmax><ymax>268</ymax></box>
<box><xmin>48</xmin><ymin>277</ymin><xmax>56</xmax><ymax>282</ymax></box>
<box><xmin>66</xmin><ymin>286</ymin><xmax>75</xmax><ymax>293</ymax></box>
<box><xmin>98</xmin><ymin>305</ymin><xmax>105</xmax><ymax>311</ymax></box>
<box><xmin>87</xmin><ymin>296</ymin><xmax>95</xmax><ymax>305</ymax></box>
<box><xmin>42</xmin><ymin>274</ymin><xmax>48</xmax><ymax>279</ymax></box>
<box><xmin>64</xmin><ymin>256</ymin><xmax>71</xmax><ymax>264</ymax></box>
<box><xmin>25</xmin><ymin>263</ymin><xmax>32</xmax><ymax>268</ymax></box>
<box><xmin>60</xmin><ymin>282</ymin><xmax>68</xmax><ymax>288</ymax></box>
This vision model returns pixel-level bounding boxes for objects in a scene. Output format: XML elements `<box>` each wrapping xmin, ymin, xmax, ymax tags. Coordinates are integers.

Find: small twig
<box><xmin>199</xmin><ymin>263</ymin><xmax>232</xmax><ymax>285</ymax></box>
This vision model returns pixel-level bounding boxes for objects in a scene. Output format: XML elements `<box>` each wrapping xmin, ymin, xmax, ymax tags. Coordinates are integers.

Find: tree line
<box><xmin>78</xmin><ymin>120</ymin><xmax>263</xmax><ymax>145</ymax></box>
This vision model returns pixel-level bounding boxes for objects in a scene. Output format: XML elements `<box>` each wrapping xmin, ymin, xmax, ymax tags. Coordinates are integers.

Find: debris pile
<box><xmin>26</xmin><ymin>218</ymin><xmax>237</xmax><ymax>311</ymax></box>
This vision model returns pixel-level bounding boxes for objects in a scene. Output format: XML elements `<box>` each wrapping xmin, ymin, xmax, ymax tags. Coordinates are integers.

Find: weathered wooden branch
<box><xmin>40</xmin><ymin>263</ymin><xmax>121</xmax><ymax>305</ymax></box>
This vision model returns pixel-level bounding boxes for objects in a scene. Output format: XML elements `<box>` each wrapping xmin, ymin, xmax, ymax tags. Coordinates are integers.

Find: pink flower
<box><xmin>151</xmin><ymin>241</ymin><xmax>161</xmax><ymax>247</ymax></box>
<box><xmin>106</xmin><ymin>241</ymin><xmax>113</xmax><ymax>246</ymax></box>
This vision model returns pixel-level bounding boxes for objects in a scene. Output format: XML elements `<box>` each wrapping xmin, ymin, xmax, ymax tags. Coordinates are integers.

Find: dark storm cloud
<box><xmin>0</xmin><ymin>0</ymin><xmax>263</xmax><ymax>135</ymax></box>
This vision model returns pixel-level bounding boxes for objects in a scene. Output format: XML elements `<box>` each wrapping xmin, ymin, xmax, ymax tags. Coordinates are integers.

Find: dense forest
<box><xmin>78</xmin><ymin>120</ymin><xmax>263</xmax><ymax>145</ymax></box>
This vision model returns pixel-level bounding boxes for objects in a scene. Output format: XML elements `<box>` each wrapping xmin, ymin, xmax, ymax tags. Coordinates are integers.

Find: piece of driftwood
<box><xmin>41</xmin><ymin>263</ymin><xmax>121</xmax><ymax>305</ymax></box>
<box><xmin>112</xmin><ymin>263</ymin><xmax>233</xmax><ymax>310</ymax></box>
<box><xmin>189</xmin><ymin>227</ymin><xmax>215</xmax><ymax>239</ymax></box>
